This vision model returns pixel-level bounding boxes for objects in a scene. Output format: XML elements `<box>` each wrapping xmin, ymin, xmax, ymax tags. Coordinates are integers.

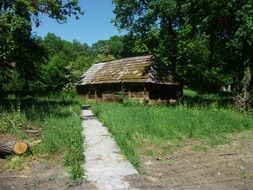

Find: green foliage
<box><xmin>0</xmin><ymin>0</ymin><xmax>83</xmax><ymax>92</ymax></box>
<box><xmin>34</xmin><ymin>103</ymin><xmax>84</xmax><ymax>180</ymax></box>
<box><xmin>0</xmin><ymin>11</ymin><xmax>45</xmax><ymax>91</ymax></box>
<box><xmin>42</xmin><ymin>33</ymin><xmax>65</xmax><ymax>57</ymax></box>
<box><xmin>0</xmin><ymin>96</ymin><xmax>84</xmax><ymax>180</ymax></box>
<box><xmin>177</xmin><ymin>29</ymin><xmax>212</xmax><ymax>86</ymax></box>
<box><xmin>113</xmin><ymin>0</ymin><xmax>253</xmax><ymax>100</ymax></box>
<box><xmin>43</xmin><ymin>52</ymin><xmax>70</xmax><ymax>90</ymax></box>
<box><xmin>0</xmin><ymin>0</ymin><xmax>83</xmax><ymax>26</ymax></box>
<box><xmin>39</xmin><ymin>33</ymin><xmax>116</xmax><ymax>93</ymax></box>
<box><xmin>92</xmin><ymin>35</ymin><xmax>124</xmax><ymax>58</ymax></box>
<box><xmin>0</xmin><ymin>108</ymin><xmax>28</xmax><ymax>140</ymax></box>
<box><xmin>234</xmin><ymin>1</ymin><xmax>253</xmax><ymax>44</ymax></box>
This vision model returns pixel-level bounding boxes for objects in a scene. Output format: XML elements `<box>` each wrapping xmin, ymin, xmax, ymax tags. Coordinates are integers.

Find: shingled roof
<box><xmin>77</xmin><ymin>55</ymin><xmax>179</xmax><ymax>85</ymax></box>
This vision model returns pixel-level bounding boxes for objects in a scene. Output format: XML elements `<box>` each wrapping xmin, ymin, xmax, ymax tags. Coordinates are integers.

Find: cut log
<box><xmin>13</xmin><ymin>141</ymin><xmax>29</xmax><ymax>155</ymax></box>
<box><xmin>0</xmin><ymin>138</ymin><xmax>29</xmax><ymax>156</ymax></box>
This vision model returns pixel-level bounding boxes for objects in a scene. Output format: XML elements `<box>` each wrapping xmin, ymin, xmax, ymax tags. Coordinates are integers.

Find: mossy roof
<box><xmin>77</xmin><ymin>55</ymin><xmax>180</xmax><ymax>85</ymax></box>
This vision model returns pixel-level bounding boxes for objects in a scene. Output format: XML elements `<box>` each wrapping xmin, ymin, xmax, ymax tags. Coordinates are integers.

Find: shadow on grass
<box><xmin>181</xmin><ymin>95</ymin><xmax>234</xmax><ymax>108</ymax></box>
<box><xmin>180</xmin><ymin>89</ymin><xmax>234</xmax><ymax>108</ymax></box>
<box><xmin>0</xmin><ymin>96</ymin><xmax>80</xmax><ymax>121</ymax></box>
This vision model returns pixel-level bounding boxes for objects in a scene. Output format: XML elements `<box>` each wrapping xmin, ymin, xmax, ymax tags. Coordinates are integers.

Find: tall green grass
<box><xmin>91</xmin><ymin>103</ymin><xmax>253</xmax><ymax>168</ymax></box>
<box><xmin>0</xmin><ymin>96</ymin><xmax>84</xmax><ymax>180</ymax></box>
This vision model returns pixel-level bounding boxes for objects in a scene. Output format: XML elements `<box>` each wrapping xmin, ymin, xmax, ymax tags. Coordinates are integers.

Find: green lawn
<box><xmin>0</xmin><ymin>95</ymin><xmax>84</xmax><ymax>180</ymax></box>
<box><xmin>91</xmin><ymin>97</ymin><xmax>253</xmax><ymax>168</ymax></box>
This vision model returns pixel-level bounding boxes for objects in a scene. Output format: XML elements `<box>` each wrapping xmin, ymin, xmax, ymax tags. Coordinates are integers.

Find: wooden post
<box><xmin>128</xmin><ymin>91</ymin><xmax>131</xmax><ymax>99</ymax></box>
<box><xmin>87</xmin><ymin>91</ymin><xmax>90</xmax><ymax>100</ymax></box>
<box><xmin>144</xmin><ymin>87</ymin><xmax>147</xmax><ymax>98</ymax></box>
<box><xmin>95</xmin><ymin>91</ymin><xmax>97</xmax><ymax>102</ymax></box>
<box><xmin>146</xmin><ymin>91</ymin><xmax>149</xmax><ymax>100</ymax></box>
<box><xmin>143</xmin><ymin>87</ymin><xmax>149</xmax><ymax>104</ymax></box>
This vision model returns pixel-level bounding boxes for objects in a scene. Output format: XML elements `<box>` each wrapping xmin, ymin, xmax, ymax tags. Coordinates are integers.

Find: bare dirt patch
<box><xmin>126</xmin><ymin>132</ymin><xmax>253</xmax><ymax>190</ymax></box>
<box><xmin>0</xmin><ymin>157</ymin><xmax>96</xmax><ymax>190</ymax></box>
<box><xmin>1</xmin><ymin>131</ymin><xmax>252</xmax><ymax>190</ymax></box>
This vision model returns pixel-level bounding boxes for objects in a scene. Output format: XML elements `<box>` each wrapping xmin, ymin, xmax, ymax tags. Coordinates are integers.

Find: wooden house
<box><xmin>76</xmin><ymin>55</ymin><xmax>183</xmax><ymax>103</ymax></box>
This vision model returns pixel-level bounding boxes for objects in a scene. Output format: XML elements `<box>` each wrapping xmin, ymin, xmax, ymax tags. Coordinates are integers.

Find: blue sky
<box><xmin>32</xmin><ymin>0</ymin><xmax>126</xmax><ymax>46</ymax></box>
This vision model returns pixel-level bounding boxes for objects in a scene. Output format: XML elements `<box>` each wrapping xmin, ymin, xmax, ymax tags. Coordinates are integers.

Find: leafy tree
<box><xmin>40</xmin><ymin>33</ymin><xmax>115</xmax><ymax>93</ymax></box>
<box><xmin>233</xmin><ymin>1</ymin><xmax>253</xmax><ymax>105</ymax></box>
<box><xmin>0</xmin><ymin>0</ymin><xmax>83</xmax><ymax>26</ymax></box>
<box><xmin>92</xmin><ymin>36</ymin><xmax>124</xmax><ymax>58</ymax></box>
<box><xmin>113</xmin><ymin>0</ymin><xmax>253</xmax><ymax>106</ymax></box>
<box><xmin>42</xmin><ymin>33</ymin><xmax>65</xmax><ymax>57</ymax></box>
<box><xmin>41</xmin><ymin>33</ymin><xmax>85</xmax><ymax>91</ymax></box>
<box><xmin>91</xmin><ymin>34</ymin><xmax>151</xmax><ymax>58</ymax></box>
<box><xmin>113</xmin><ymin>0</ymin><xmax>179</xmax><ymax>72</ymax></box>
<box><xmin>0</xmin><ymin>0</ymin><xmax>83</xmax><ymax>92</ymax></box>
<box><xmin>178</xmin><ymin>0</ymin><xmax>253</xmax><ymax>104</ymax></box>
<box><xmin>0</xmin><ymin>11</ymin><xmax>45</xmax><ymax>91</ymax></box>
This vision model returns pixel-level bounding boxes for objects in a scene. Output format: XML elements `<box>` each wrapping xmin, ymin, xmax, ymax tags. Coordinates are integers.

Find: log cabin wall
<box><xmin>77</xmin><ymin>82</ymin><xmax>183</xmax><ymax>103</ymax></box>
<box><xmin>77</xmin><ymin>83</ymin><xmax>149</xmax><ymax>102</ymax></box>
<box><xmin>148</xmin><ymin>84</ymin><xmax>183</xmax><ymax>100</ymax></box>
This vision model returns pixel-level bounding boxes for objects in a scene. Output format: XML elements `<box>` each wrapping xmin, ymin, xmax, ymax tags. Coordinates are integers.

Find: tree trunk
<box><xmin>249</xmin><ymin>44</ymin><xmax>253</xmax><ymax>107</ymax></box>
<box><xmin>0</xmin><ymin>137</ymin><xmax>29</xmax><ymax>156</ymax></box>
<box><xmin>240</xmin><ymin>44</ymin><xmax>253</xmax><ymax>107</ymax></box>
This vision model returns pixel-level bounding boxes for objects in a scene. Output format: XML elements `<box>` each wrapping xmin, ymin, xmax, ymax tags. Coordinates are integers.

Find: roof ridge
<box><xmin>94</xmin><ymin>54</ymin><xmax>153</xmax><ymax>65</ymax></box>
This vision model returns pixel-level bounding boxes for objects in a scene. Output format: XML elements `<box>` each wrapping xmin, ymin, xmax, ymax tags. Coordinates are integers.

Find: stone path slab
<box><xmin>82</xmin><ymin>109</ymin><xmax>138</xmax><ymax>190</ymax></box>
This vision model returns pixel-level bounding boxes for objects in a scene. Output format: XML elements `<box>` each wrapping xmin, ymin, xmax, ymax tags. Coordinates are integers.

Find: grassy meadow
<box><xmin>1</xmin><ymin>89</ymin><xmax>252</xmax><ymax>179</ymax></box>
<box><xmin>0</xmin><ymin>95</ymin><xmax>84</xmax><ymax>180</ymax></box>
<box><xmin>91</xmin><ymin>90</ymin><xmax>253</xmax><ymax>169</ymax></box>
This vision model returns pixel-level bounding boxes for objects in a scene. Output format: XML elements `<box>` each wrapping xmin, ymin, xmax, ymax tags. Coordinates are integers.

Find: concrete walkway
<box><xmin>82</xmin><ymin>109</ymin><xmax>138</xmax><ymax>190</ymax></box>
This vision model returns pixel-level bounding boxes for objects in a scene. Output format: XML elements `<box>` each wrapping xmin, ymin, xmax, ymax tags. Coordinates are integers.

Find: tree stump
<box><xmin>0</xmin><ymin>137</ymin><xmax>30</xmax><ymax>156</ymax></box>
